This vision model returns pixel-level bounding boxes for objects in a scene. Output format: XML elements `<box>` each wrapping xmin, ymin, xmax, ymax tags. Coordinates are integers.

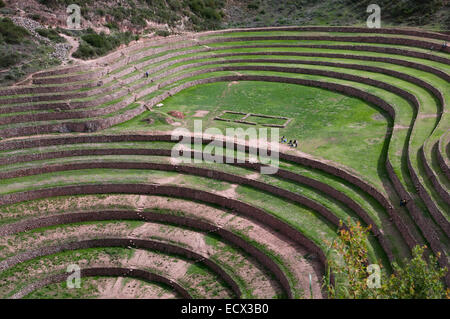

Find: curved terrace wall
<box><xmin>0</xmin><ymin>237</ymin><xmax>242</xmax><ymax>298</ymax></box>
<box><xmin>0</xmin><ymin>210</ymin><xmax>296</xmax><ymax>299</ymax></box>
<box><xmin>11</xmin><ymin>267</ymin><xmax>192</xmax><ymax>299</ymax></box>
<box><xmin>0</xmin><ymin>183</ymin><xmax>328</xmax><ymax>280</ymax></box>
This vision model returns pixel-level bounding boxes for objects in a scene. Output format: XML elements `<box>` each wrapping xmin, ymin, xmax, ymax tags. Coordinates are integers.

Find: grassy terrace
<box><xmin>0</xmin><ymin>27</ymin><xmax>448</xmax><ymax>298</ymax></box>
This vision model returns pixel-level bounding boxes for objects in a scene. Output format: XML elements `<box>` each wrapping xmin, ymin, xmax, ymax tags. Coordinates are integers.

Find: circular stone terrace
<box><xmin>0</xmin><ymin>26</ymin><xmax>448</xmax><ymax>299</ymax></box>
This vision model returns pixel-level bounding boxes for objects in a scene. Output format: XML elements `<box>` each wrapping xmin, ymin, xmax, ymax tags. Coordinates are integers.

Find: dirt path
<box><xmin>59</xmin><ymin>34</ymin><xmax>85</xmax><ymax>65</ymax></box>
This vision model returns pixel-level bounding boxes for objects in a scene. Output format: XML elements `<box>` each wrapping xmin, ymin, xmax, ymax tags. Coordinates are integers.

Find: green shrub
<box><xmin>104</xmin><ymin>22</ymin><xmax>119</xmax><ymax>30</ymax></box>
<box><xmin>82</xmin><ymin>32</ymin><xmax>111</xmax><ymax>48</ymax></box>
<box><xmin>38</xmin><ymin>0</ymin><xmax>58</xmax><ymax>8</ymax></box>
<box><xmin>155</xmin><ymin>29</ymin><xmax>170</xmax><ymax>37</ymax></box>
<box><xmin>324</xmin><ymin>221</ymin><xmax>448</xmax><ymax>299</ymax></box>
<box><xmin>0</xmin><ymin>52</ymin><xmax>20</xmax><ymax>68</ymax></box>
<box><xmin>0</xmin><ymin>18</ymin><xmax>30</xmax><ymax>44</ymax></box>
<box><xmin>381</xmin><ymin>246</ymin><xmax>448</xmax><ymax>299</ymax></box>
<box><xmin>73</xmin><ymin>30</ymin><xmax>135</xmax><ymax>59</ymax></box>
<box><xmin>28</xmin><ymin>13</ymin><xmax>42</xmax><ymax>21</ymax></box>
<box><xmin>130</xmin><ymin>15</ymin><xmax>147</xmax><ymax>27</ymax></box>
<box><xmin>72</xmin><ymin>42</ymin><xmax>95</xmax><ymax>59</ymax></box>
<box><xmin>95</xmin><ymin>8</ymin><xmax>105</xmax><ymax>16</ymax></box>
<box><xmin>0</xmin><ymin>0</ymin><xmax>5</xmax><ymax>8</ymax></box>
<box><xmin>35</xmin><ymin>28</ymin><xmax>65</xmax><ymax>43</ymax></box>
<box><xmin>247</xmin><ymin>2</ymin><xmax>259</xmax><ymax>10</ymax></box>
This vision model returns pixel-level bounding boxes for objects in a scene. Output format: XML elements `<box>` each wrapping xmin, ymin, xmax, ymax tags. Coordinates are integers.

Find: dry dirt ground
<box><xmin>193</xmin><ymin>110</ymin><xmax>210</xmax><ymax>118</ymax></box>
<box><xmin>97</xmin><ymin>277</ymin><xmax>178</xmax><ymax>299</ymax></box>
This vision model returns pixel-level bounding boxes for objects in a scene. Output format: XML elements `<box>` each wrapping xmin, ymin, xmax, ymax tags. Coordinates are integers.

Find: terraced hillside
<box><xmin>0</xmin><ymin>26</ymin><xmax>449</xmax><ymax>299</ymax></box>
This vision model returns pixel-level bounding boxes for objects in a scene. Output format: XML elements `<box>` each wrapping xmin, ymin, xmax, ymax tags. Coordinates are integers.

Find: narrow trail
<box><xmin>59</xmin><ymin>33</ymin><xmax>85</xmax><ymax>65</ymax></box>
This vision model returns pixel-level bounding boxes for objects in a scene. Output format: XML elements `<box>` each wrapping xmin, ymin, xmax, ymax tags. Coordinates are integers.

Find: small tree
<box><xmin>325</xmin><ymin>219</ymin><xmax>448</xmax><ymax>299</ymax></box>
<box><xmin>324</xmin><ymin>220</ymin><xmax>378</xmax><ymax>299</ymax></box>
<box><xmin>381</xmin><ymin>245</ymin><xmax>448</xmax><ymax>299</ymax></box>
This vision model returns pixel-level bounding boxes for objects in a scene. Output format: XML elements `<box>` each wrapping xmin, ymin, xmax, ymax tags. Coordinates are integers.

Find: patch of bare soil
<box><xmin>372</xmin><ymin>113</ymin><xmax>386</xmax><ymax>121</ymax></box>
<box><xmin>214</xmin><ymin>184</ymin><xmax>238</xmax><ymax>199</ymax></box>
<box><xmin>418</xmin><ymin>113</ymin><xmax>438</xmax><ymax>119</ymax></box>
<box><xmin>168</xmin><ymin>111</ymin><xmax>185</xmax><ymax>119</ymax></box>
<box><xmin>97</xmin><ymin>277</ymin><xmax>177</xmax><ymax>299</ymax></box>
<box><xmin>193</xmin><ymin>110</ymin><xmax>210</xmax><ymax>118</ymax></box>
<box><xmin>142</xmin><ymin>117</ymin><xmax>155</xmax><ymax>125</ymax></box>
<box><xmin>245</xmin><ymin>172</ymin><xmax>261</xmax><ymax>180</ymax></box>
<box><xmin>0</xmin><ymin>222</ymin><xmax>130</xmax><ymax>258</ymax></box>
<box><xmin>128</xmin><ymin>250</ymin><xmax>190</xmax><ymax>281</ymax></box>
<box><xmin>147</xmin><ymin>174</ymin><xmax>184</xmax><ymax>186</ymax></box>
<box><xmin>365</xmin><ymin>137</ymin><xmax>382</xmax><ymax>145</ymax></box>
<box><xmin>394</xmin><ymin>124</ymin><xmax>409</xmax><ymax>130</ymax></box>
<box><xmin>165</xmin><ymin>117</ymin><xmax>182</xmax><ymax>126</ymax></box>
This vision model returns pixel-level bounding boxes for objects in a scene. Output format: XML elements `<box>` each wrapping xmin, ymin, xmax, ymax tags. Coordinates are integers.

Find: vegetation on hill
<box><xmin>37</xmin><ymin>0</ymin><xmax>225</xmax><ymax>31</ymax></box>
<box><xmin>72</xmin><ymin>28</ymin><xmax>138</xmax><ymax>59</ymax></box>
<box><xmin>0</xmin><ymin>0</ymin><xmax>448</xmax><ymax>85</ymax></box>
<box><xmin>0</xmin><ymin>17</ymin><xmax>60</xmax><ymax>84</ymax></box>
<box><xmin>35</xmin><ymin>27</ymin><xmax>66</xmax><ymax>42</ymax></box>
<box><xmin>0</xmin><ymin>17</ymin><xmax>30</xmax><ymax>44</ymax></box>
<box><xmin>226</xmin><ymin>0</ymin><xmax>450</xmax><ymax>30</ymax></box>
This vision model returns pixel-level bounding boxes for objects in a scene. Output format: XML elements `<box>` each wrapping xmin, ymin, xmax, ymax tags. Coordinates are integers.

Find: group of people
<box><xmin>280</xmin><ymin>136</ymin><xmax>298</xmax><ymax>148</ymax></box>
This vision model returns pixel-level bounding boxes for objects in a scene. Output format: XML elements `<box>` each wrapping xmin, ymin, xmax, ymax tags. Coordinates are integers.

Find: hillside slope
<box><xmin>0</xmin><ymin>0</ymin><xmax>449</xmax><ymax>85</ymax></box>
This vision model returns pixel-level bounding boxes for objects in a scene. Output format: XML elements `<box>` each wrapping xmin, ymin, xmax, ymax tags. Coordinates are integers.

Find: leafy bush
<box><xmin>188</xmin><ymin>0</ymin><xmax>223</xmax><ymax>29</ymax></box>
<box><xmin>130</xmin><ymin>15</ymin><xmax>147</xmax><ymax>27</ymax></box>
<box><xmin>38</xmin><ymin>0</ymin><xmax>59</xmax><ymax>8</ymax></box>
<box><xmin>0</xmin><ymin>0</ymin><xmax>5</xmax><ymax>8</ymax></box>
<box><xmin>73</xmin><ymin>30</ymin><xmax>135</xmax><ymax>59</ymax></box>
<box><xmin>104</xmin><ymin>22</ymin><xmax>119</xmax><ymax>30</ymax></box>
<box><xmin>0</xmin><ymin>18</ymin><xmax>30</xmax><ymax>44</ymax></box>
<box><xmin>155</xmin><ymin>29</ymin><xmax>170</xmax><ymax>37</ymax></box>
<box><xmin>28</xmin><ymin>13</ymin><xmax>42</xmax><ymax>22</ymax></box>
<box><xmin>36</xmin><ymin>28</ymin><xmax>65</xmax><ymax>43</ymax></box>
<box><xmin>82</xmin><ymin>33</ymin><xmax>111</xmax><ymax>48</ymax></box>
<box><xmin>0</xmin><ymin>52</ymin><xmax>20</xmax><ymax>68</ymax></box>
<box><xmin>95</xmin><ymin>8</ymin><xmax>105</xmax><ymax>16</ymax></box>
<box><xmin>324</xmin><ymin>220</ymin><xmax>448</xmax><ymax>299</ymax></box>
<box><xmin>248</xmin><ymin>2</ymin><xmax>259</xmax><ymax>10</ymax></box>
<box><xmin>72</xmin><ymin>42</ymin><xmax>95</xmax><ymax>58</ymax></box>
<box><xmin>382</xmin><ymin>246</ymin><xmax>448</xmax><ymax>299</ymax></box>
